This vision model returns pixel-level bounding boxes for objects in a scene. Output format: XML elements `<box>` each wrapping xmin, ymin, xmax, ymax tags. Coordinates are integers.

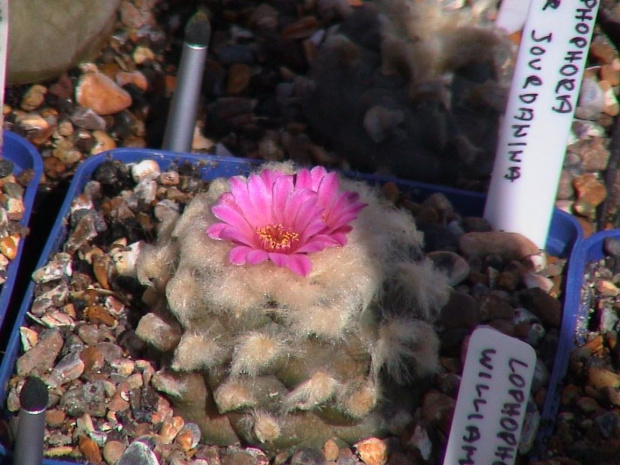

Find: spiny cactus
<box><xmin>133</xmin><ymin>162</ymin><xmax>450</xmax><ymax>455</ymax></box>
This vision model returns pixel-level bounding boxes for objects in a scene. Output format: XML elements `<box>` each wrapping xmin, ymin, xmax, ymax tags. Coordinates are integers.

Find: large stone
<box><xmin>8</xmin><ymin>0</ymin><xmax>121</xmax><ymax>84</ymax></box>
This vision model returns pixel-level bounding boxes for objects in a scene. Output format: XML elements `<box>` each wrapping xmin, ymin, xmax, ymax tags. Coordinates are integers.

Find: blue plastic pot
<box><xmin>0</xmin><ymin>148</ymin><xmax>583</xmax><ymax>464</ymax></box>
<box><xmin>0</xmin><ymin>131</ymin><xmax>42</xmax><ymax>330</ymax></box>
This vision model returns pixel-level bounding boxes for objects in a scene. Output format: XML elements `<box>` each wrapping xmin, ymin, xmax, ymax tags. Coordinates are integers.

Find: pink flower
<box><xmin>296</xmin><ymin>166</ymin><xmax>366</xmax><ymax>245</ymax></box>
<box><xmin>207</xmin><ymin>167</ymin><xmax>366</xmax><ymax>277</ymax></box>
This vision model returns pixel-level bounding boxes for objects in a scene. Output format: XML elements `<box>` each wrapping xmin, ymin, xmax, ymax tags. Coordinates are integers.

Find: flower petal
<box><xmin>298</xmin><ymin>217</ymin><xmax>329</xmax><ymax>244</ymax></box>
<box><xmin>229</xmin><ymin>176</ymin><xmax>263</xmax><ymax>225</ymax></box>
<box><xmin>323</xmin><ymin>193</ymin><xmax>366</xmax><ymax>230</ymax></box>
<box><xmin>246</xmin><ymin>249</ymin><xmax>269</xmax><ymax>264</ymax></box>
<box><xmin>271</xmin><ymin>175</ymin><xmax>296</xmax><ymax>224</ymax></box>
<box><xmin>287</xmin><ymin>254</ymin><xmax>312</xmax><ymax>277</ymax></box>
<box><xmin>229</xmin><ymin>245</ymin><xmax>255</xmax><ymax>264</ymax></box>
<box><xmin>309</xmin><ymin>166</ymin><xmax>328</xmax><ymax>189</ymax></box>
<box><xmin>268</xmin><ymin>252</ymin><xmax>289</xmax><ymax>268</ymax></box>
<box><xmin>206</xmin><ymin>223</ymin><xmax>228</xmax><ymax>239</ymax></box>
<box><xmin>212</xmin><ymin>204</ymin><xmax>254</xmax><ymax>236</ymax></box>
<box><xmin>295</xmin><ymin>168</ymin><xmax>313</xmax><ymax>190</ymax></box>
<box><xmin>327</xmin><ymin>232</ymin><xmax>349</xmax><ymax>246</ymax></box>
<box><xmin>217</xmin><ymin>226</ymin><xmax>255</xmax><ymax>246</ymax></box>
<box><xmin>315</xmin><ymin>171</ymin><xmax>340</xmax><ymax>209</ymax></box>
<box><xmin>295</xmin><ymin>236</ymin><xmax>332</xmax><ymax>253</ymax></box>
<box><xmin>247</xmin><ymin>172</ymin><xmax>274</xmax><ymax>219</ymax></box>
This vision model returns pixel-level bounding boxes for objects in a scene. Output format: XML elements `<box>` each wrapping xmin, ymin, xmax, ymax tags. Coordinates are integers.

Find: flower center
<box><xmin>256</xmin><ymin>224</ymin><xmax>300</xmax><ymax>252</ymax></box>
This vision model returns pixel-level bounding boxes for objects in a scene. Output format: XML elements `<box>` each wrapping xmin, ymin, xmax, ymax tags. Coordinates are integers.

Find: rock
<box><xmin>175</xmin><ymin>423</ymin><xmax>201</xmax><ymax>451</ymax></box>
<box><xmin>573</xmin><ymin>173</ymin><xmax>607</xmax><ymax>218</ymax></box>
<box><xmin>600</xmin><ymin>63</ymin><xmax>620</xmax><ymax>86</ymax></box>
<box><xmin>572</xmin><ymin>137</ymin><xmax>610</xmax><ymax>171</ymax></box>
<box><xmin>133</xmin><ymin>46</ymin><xmax>155</xmax><ymax>65</ymax></box>
<box><xmin>289</xmin><ymin>447</ymin><xmax>325</xmax><ymax>465</ymax></box>
<box><xmin>604</xmin><ymin>238</ymin><xmax>620</xmax><ymax>258</ymax></box>
<box><xmin>8</xmin><ymin>0</ymin><xmax>122</xmax><ymax>84</ymax></box>
<box><xmin>426</xmin><ymin>251</ymin><xmax>470</xmax><ymax>285</ymax></box>
<box><xmin>281</xmin><ymin>17</ymin><xmax>319</xmax><ymax>40</ymax></box>
<box><xmin>117</xmin><ymin>441</ymin><xmax>159</xmax><ymax>465</ymax></box>
<box><xmin>600</xmin><ymin>79</ymin><xmax>620</xmax><ymax>116</ymax></box>
<box><xmin>116</xmin><ymin>70</ymin><xmax>149</xmax><ymax>91</ymax></box>
<box><xmin>91</xmin><ymin>130</ymin><xmax>117</xmax><ymax>154</ymax></box>
<box><xmin>120</xmin><ymin>0</ymin><xmax>148</xmax><ymax>29</ymax></box>
<box><xmin>323</xmin><ymin>439</ymin><xmax>340</xmax><ymax>461</ymax></box>
<box><xmin>80</xmin><ymin>346</ymin><xmax>105</xmax><ymax>373</ymax></box>
<box><xmin>479</xmin><ymin>293</ymin><xmax>515</xmax><ymax>320</ymax></box>
<box><xmin>522</xmin><ymin>273</ymin><xmax>555</xmax><ymax>293</ymax></box>
<box><xmin>227</xmin><ymin>63</ymin><xmax>252</xmax><ymax>94</ymax></box>
<box><xmin>354</xmin><ymin>438</ymin><xmax>387</xmax><ymax>465</ymax></box>
<box><xmin>250</xmin><ymin>4</ymin><xmax>280</xmax><ymax>30</ymax></box>
<box><xmin>362</xmin><ymin>106</ymin><xmax>405</xmax><ymax>143</ymax></box>
<box><xmin>403</xmin><ymin>424</ymin><xmax>432</xmax><ymax>461</ymax></box>
<box><xmin>518</xmin><ymin>288</ymin><xmax>562</xmax><ymax>327</ymax></box>
<box><xmin>556</xmin><ymin>170</ymin><xmax>575</xmax><ymax>201</ymax></box>
<box><xmin>53</xmin><ymin>140</ymin><xmax>83</xmax><ymax>167</ymax></box>
<box><xmin>595</xmin><ymin>279</ymin><xmax>619</xmax><ymax>296</ymax></box>
<box><xmin>103</xmin><ymin>440</ymin><xmax>127</xmax><ymax>465</ymax></box>
<box><xmin>49</xmin><ymin>351</ymin><xmax>85</xmax><ymax>387</ymax></box>
<box><xmin>576</xmin><ymin>396</ymin><xmax>600</xmax><ymax>414</ymax></box>
<box><xmin>420</xmin><ymin>391</ymin><xmax>455</xmax><ymax>434</ymax></box>
<box><xmin>79</xmin><ymin>435</ymin><xmax>103</xmax><ymax>463</ymax></box>
<box><xmin>131</xmin><ymin>160</ymin><xmax>161</xmax><ymax>182</ymax></box>
<box><xmin>20</xmin><ymin>84</ymin><xmax>48</xmax><ymax>111</ymax></box>
<box><xmin>458</xmin><ymin>231</ymin><xmax>540</xmax><ymax>261</ymax></box>
<box><xmin>0</xmin><ymin>236</ymin><xmax>18</xmax><ymax>260</ymax></box>
<box><xmin>588</xmin><ymin>366</ymin><xmax>620</xmax><ymax>390</ymax></box>
<box><xmin>70</xmin><ymin>107</ymin><xmax>107</xmax><ymax>131</ymax></box>
<box><xmin>594</xmin><ymin>411</ymin><xmax>618</xmax><ymax>439</ymax></box>
<box><xmin>76</xmin><ymin>72</ymin><xmax>133</xmax><ymax>115</ymax></box>
<box><xmin>439</xmin><ymin>290</ymin><xmax>481</xmax><ymax>330</ymax></box>
<box><xmin>590</xmin><ymin>36</ymin><xmax>617</xmax><ymax>64</ymax></box>
<box><xmin>16</xmin><ymin>328</ymin><xmax>64</xmax><ymax>376</ymax></box>
<box><xmin>575</xmin><ymin>77</ymin><xmax>605</xmax><ymax>120</ymax></box>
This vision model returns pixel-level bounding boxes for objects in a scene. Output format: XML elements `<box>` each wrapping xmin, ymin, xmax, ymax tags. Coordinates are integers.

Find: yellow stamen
<box><xmin>256</xmin><ymin>224</ymin><xmax>300</xmax><ymax>252</ymax></box>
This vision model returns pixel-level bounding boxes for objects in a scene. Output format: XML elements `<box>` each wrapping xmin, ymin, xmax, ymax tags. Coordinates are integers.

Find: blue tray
<box><xmin>0</xmin><ymin>131</ymin><xmax>42</xmax><ymax>331</ymax></box>
<box><xmin>0</xmin><ymin>148</ymin><xmax>583</xmax><ymax>464</ymax></box>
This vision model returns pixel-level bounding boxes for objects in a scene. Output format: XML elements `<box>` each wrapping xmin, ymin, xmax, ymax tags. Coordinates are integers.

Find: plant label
<box><xmin>484</xmin><ymin>0</ymin><xmax>600</xmax><ymax>249</ymax></box>
<box><xmin>443</xmin><ymin>327</ymin><xmax>536</xmax><ymax>465</ymax></box>
<box><xmin>496</xmin><ymin>0</ymin><xmax>531</xmax><ymax>35</ymax></box>
<box><xmin>0</xmin><ymin>0</ymin><xmax>7</xmax><ymax>152</ymax></box>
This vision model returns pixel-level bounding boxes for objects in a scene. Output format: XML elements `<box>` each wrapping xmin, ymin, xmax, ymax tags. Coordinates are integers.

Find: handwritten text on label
<box><xmin>443</xmin><ymin>327</ymin><xmax>536</xmax><ymax>465</ymax></box>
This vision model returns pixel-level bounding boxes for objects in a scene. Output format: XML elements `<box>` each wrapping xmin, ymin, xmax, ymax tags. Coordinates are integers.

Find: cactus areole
<box><xmin>135</xmin><ymin>162</ymin><xmax>450</xmax><ymax>456</ymax></box>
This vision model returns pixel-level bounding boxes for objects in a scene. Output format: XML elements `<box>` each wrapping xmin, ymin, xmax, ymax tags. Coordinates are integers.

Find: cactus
<box><xmin>133</xmin><ymin>162</ymin><xmax>450</xmax><ymax>455</ymax></box>
<box><xmin>299</xmin><ymin>0</ymin><xmax>515</xmax><ymax>183</ymax></box>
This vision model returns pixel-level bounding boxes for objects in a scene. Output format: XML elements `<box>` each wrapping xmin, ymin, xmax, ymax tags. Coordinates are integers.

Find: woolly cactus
<box><xmin>299</xmin><ymin>0</ymin><xmax>515</xmax><ymax>183</ymax></box>
<box><xmin>133</xmin><ymin>162</ymin><xmax>450</xmax><ymax>454</ymax></box>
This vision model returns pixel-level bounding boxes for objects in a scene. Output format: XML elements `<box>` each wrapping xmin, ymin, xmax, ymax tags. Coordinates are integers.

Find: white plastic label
<box><xmin>0</xmin><ymin>0</ymin><xmax>8</xmax><ymax>152</ymax></box>
<box><xmin>484</xmin><ymin>0</ymin><xmax>600</xmax><ymax>249</ymax></box>
<box><xmin>443</xmin><ymin>327</ymin><xmax>536</xmax><ymax>465</ymax></box>
<box><xmin>496</xmin><ymin>0</ymin><xmax>531</xmax><ymax>35</ymax></box>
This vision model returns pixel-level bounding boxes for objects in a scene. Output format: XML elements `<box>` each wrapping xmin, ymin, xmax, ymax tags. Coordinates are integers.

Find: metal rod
<box><xmin>13</xmin><ymin>376</ymin><xmax>48</xmax><ymax>465</ymax></box>
<box><xmin>162</xmin><ymin>10</ymin><xmax>211</xmax><ymax>153</ymax></box>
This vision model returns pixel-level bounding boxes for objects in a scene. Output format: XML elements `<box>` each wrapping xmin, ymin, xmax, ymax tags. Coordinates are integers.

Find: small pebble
<box><xmin>354</xmin><ymin>438</ymin><xmax>387</xmax><ymax>465</ymax></box>
<box><xmin>0</xmin><ymin>236</ymin><xmax>17</xmax><ymax>260</ymax></box>
<box><xmin>323</xmin><ymin>439</ymin><xmax>339</xmax><ymax>461</ymax></box>
<box><xmin>21</xmin><ymin>84</ymin><xmax>47</xmax><ymax>111</ymax></box>
<box><xmin>117</xmin><ymin>441</ymin><xmax>159</xmax><ymax>465</ymax></box>
<box><xmin>79</xmin><ymin>435</ymin><xmax>103</xmax><ymax>463</ymax></box>
<box><xmin>458</xmin><ymin>231</ymin><xmax>540</xmax><ymax>261</ymax></box>
<box><xmin>289</xmin><ymin>447</ymin><xmax>325</xmax><ymax>465</ymax></box>
<box><xmin>103</xmin><ymin>440</ymin><xmax>127</xmax><ymax>465</ymax></box>
<box><xmin>76</xmin><ymin>72</ymin><xmax>132</xmax><ymax>115</ymax></box>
